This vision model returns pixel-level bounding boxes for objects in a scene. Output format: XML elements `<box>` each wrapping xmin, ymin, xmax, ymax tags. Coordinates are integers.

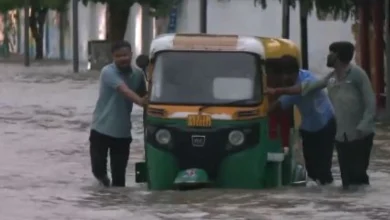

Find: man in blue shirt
<box><xmin>268</xmin><ymin>55</ymin><xmax>336</xmax><ymax>186</ymax></box>
<box><xmin>89</xmin><ymin>41</ymin><xmax>147</xmax><ymax>187</ymax></box>
<box><xmin>271</xmin><ymin>43</ymin><xmax>376</xmax><ymax>190</ymax></box>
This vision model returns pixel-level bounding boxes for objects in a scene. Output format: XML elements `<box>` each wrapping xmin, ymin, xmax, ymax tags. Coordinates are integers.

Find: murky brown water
<box><xmin>1</xmin><ymin>64</ymin><xmax>390</xmax><ymax>220</ymax></box>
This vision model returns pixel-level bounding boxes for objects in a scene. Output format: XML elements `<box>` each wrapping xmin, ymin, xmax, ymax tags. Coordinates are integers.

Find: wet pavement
<box><xmin>1</xmin><ymin>63</ymin><xmax>390</xmax><ymax>220</ymax></box>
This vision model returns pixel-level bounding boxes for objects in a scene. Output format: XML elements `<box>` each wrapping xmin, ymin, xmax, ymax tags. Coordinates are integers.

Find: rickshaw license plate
<box><xmin>187</xmin><ymin>115</ymin><xmax>212</xmax><ymax>127</ymax></box>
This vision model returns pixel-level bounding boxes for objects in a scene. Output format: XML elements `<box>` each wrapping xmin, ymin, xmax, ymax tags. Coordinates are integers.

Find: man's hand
<box><xmin>266</xmin><ymin>88</ymin><xmax>279</xmax><ymax>95</ymax></box>
<box><xmin>141</xmin><ymin>95</ymin><xmax>148</xmax><ymax>107</ymax></box>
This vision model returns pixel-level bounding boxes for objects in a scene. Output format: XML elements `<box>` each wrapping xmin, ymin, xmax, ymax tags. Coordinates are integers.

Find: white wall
<box><xmin>124</xmin><ymin>3</ymin><xmax>143</xmax><ymax>59</ymax></box>
<box><xmin>176</xmin><ymin>0</ymin><xmax>355</xmax><ymax>74</ymax></box>
<box><xmin>18</xmin><ymin>0</ymin><xmax>355</xmax><ymax>73</ymax></box>
<box><xmin>65</xmin><ymin>2</ymin><xmax>143</xmax><ymax>62</ymax></box>
<box><xmin>66</xmin><ymin>2</ymin><xmax>107</xmax><ymax>61</ymax></box>
<box><xmin>19</xmin><ymin>2</ymin><xmax>142</xmax><ymax>63</ymax></box>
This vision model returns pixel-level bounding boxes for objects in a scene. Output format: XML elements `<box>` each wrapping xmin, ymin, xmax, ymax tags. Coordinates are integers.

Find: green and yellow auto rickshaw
<box><xmin>135</xmin><ymin>33</ymin><xmax>306</xmax><ymax>190</ymax></box>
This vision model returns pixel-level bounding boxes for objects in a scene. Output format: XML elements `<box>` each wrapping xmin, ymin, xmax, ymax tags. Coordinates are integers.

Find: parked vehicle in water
<box><xmin>135</xmin><ymin>33</ymin><xmax>307</xmax><ymax>190</ymax></box>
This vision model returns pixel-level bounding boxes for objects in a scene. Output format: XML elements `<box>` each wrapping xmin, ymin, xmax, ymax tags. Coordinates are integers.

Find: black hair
<box><xmin>266</xmin><ymin>56</ymin><xmax>299</xmax><ymax>75</ymax></box>
<box><xmin>265</xmin><ymin>58</ymin><xmax>280</xmax><ymax>74</ymax></box>
<box><xmin>329</xmin><ymin>41</ymin><xmax>355</xmax><ymax>63</ymax></box>
<box><xmin>279</xmin><ymin>55</ymin><xmax>300</xmax><ymax>74</ymax></box>
<box><xmin>111</xmin><ymin>40</ymin><xmax>132</xmax><ymax>53</ymax></box>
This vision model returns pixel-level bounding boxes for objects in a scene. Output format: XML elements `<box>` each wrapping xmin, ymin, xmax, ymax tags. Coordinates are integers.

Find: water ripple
<box><xmin>1</xmin><ymin>69</ymin><xmax>390</xmax><ymax>220</ymax></box>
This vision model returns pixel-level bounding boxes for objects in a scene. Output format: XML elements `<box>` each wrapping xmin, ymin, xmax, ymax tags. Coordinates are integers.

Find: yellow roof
<box><xmin>149</xmin><ymin>34</ymin><xmax>301</xmax><ymax>62</ymax></box>
<box><xmin>150</xmin><ymin>33</ymin><xmax>265</xmax><ymax>57</ymax></box>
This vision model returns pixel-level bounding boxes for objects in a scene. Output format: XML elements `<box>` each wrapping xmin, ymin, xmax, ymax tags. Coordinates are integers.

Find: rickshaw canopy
<box><xmin>149</xmin><ymin>33</ymin><xmax>266</xmax><ymax>59</ymax></box>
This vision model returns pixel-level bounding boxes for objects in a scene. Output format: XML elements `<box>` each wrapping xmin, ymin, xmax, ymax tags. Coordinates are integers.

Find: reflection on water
<box><xmin>1</xmin><ymin>66</ymin><xmax>390</xmax><ymax>219</ymax></box>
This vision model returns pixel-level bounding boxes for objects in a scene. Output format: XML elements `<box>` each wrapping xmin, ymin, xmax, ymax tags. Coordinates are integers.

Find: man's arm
<box><xmin>101</xmin><ymin>68</ymin><xmax>144</xmax><ymax>106</ymax></box>
<box><xmin>269</xmin><ymin>85</ymin><xmax>302</xmax><ymax>95</ymax></box>
<box><xmin>300</xmin><ymin>77</ymin><xmax>329</xmax><ymax>96</ymax></box>
<box><xmin>268</xmin><ymin>95</ymin><xmax>300</xmax><ymax>113</ymax></box>
<box><xmin>355</xmin><ymin>69</ymin><xmax>376</xmax><ymax>133</ymax></box>
<box><xmin>268</xmin><ymin>73</ymin><xmax>332</xmax><ymax>96</ymax></box>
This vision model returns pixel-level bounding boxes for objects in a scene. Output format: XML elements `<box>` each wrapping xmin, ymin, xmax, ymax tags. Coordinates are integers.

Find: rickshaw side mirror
<box><xmin>136</xmin><ymin>54</ymin><xmax>150</xmax><ymax>70</ymax></box>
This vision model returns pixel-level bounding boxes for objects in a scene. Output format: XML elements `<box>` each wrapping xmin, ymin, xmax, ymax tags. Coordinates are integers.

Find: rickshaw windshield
<box><xmin>150</xmin><ymin>51</ymin><xmax>262</xmax><ymax>105</ymax></box>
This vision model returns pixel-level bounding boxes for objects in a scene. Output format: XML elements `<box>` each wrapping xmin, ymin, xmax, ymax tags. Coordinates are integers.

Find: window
<box><xmin>150</xmin><ymin>51</ymin><xmax>262</xmax><ymax>105</ymax></box>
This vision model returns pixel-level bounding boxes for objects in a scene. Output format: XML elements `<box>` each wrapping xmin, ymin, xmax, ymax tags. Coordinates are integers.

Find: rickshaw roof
<box><xmin>258</xmin><ymin>37</ymin><xmax>301</xmax><ymax>60</ymax></box>
<box><xmin>149</xmin><ymin>33</ymin><xmax>265</xmax><ymax>58</ymax></box>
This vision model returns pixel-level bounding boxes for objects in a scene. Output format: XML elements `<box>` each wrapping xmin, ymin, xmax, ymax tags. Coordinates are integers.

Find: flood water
<box><xmin>1</xmin><ymin>63</ymin><xmax>390</xmax><ymax>220</ymax></box>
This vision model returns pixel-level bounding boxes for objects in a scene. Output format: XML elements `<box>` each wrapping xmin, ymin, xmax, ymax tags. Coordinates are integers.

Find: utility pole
<box><xmin>59</xmin><ymin>11</ymin><xmax>65</xmax><ymax>60</ymax></box>
<box><xmin>3</xmin><ymin>11</ymin><xmax>9</xmax><ymax>57</ymax></box>
<box><xmin>141</xmin><ymin>4</ymin><xmax>153</xmax><ymax>54</ymax></box>
<box><xmin>16</xmin><ymin>10</ymin><xmax>21</xmax><ymax>54</ymax></box>
<box><xmin>281</xmin><ymin>0</ymin><xmax>290</xmax><ymax>38</ymax></box>
<box><xmin>24</xmin><ymin>0</ymin><xmax>30</xmax><ymax>66</ymax></box>
<box><xmin>200</xmin><ymin>0</ymin><xmax>207</xmax><ymax>33</ymax></box>
<box><xmin>300</xmin><ymin>1</ymin><xmax>309</xmax><ymax>69</ymax></box>
<box><xmin>72</xmin><ymin>0</ymin><xmax>79</xmax><ymax>72</ymax></box>
<box><xmin>385</xmin><ymin>0</ymin><xmax>390</xmax><ymax>119</ymax></box>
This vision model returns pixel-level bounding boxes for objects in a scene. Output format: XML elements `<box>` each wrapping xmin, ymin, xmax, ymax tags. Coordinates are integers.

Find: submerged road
<box><xmin>0</xmin><ymin>63</ymin><xmax>390</xmax><ymax>220</ymax></box>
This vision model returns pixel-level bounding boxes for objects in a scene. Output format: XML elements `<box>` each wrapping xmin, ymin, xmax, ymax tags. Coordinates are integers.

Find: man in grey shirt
<box><xmin>267</xmin><ymin>42</ymin><xmax>376</xmax><ymax>190</ymax></box>
<box><xmin>90</xmin><ymin>41</ymin><xmax>147</xmax><ymax>187</ymax></box>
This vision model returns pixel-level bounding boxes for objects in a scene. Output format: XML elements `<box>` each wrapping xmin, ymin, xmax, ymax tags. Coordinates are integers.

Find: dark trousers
<box><xmin>335</xmin><ymin>133</ymin><xmax>374</xmax><ymax>188</ymax></box>
<box><xmin>89</xmin><ymin>129</ymin><xmax>132</xmax><ymax>187</ymax></box>
<box><xmin>300</xmin><ymin>118</ymin><xmax>336</xmax><ymax>185</ymax></box>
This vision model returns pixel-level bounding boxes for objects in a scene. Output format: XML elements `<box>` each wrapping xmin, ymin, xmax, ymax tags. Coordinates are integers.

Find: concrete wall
<box><xmin>176</xmin><ymin>0</ymin><xmax>356</xmax><ymax>74</ymax></box>
<box><xmin>17</xmin><ymin>2</ymin><xmax>143</xmax><ymax>63</ymax></box>
<box><xmin>14</xmin><ymin>0</ymin><xmax>355</xmax><ymax>73</ymax></box>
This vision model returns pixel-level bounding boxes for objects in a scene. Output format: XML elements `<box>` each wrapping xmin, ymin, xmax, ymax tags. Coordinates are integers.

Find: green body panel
<box><xmin>281</xmin><ymin>129</ymin><xmax>298</xmax><ymax>185</ymax></box>
<box><xmin>264</xmin><ymin>141</ymin><xmax>284</xmax><ymax>188</ymax></box>
<box><xmin>264</xmin><ymin>162</ymin><xmax>282</xmax><ymax>187</ymax></box>
<box><xmin>216</xmin><ymin>143</ymin><xmax>267</xmax><ymax>188</ymax></box>
<box><xmin>137</xmin><ymin>116</ymin><xmax>306</xmax><ymax>190</ymax></box>
<box><xmin>145</xmin><ymin>144</ymin><xmax>179</xmax><ymax>190</ymax></box>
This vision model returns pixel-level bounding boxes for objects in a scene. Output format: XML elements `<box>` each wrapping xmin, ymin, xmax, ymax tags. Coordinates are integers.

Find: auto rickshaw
<box><xmin>135</xmin><ymin>33</ymin><xmax>307</xmax><ymax>190</ymax></box>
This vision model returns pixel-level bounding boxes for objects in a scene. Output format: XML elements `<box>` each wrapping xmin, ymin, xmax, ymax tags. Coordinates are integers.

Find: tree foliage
<box><xmin>0</xmin><ymin>0</ymin><xmax>69</xmax><ymax>12</ymax></box>
<box><xmin>0</xmin><ymin>0</ymin><xmax>69</xmax><ymax>59</ymax></box>
<box><xmin>80</xmin><ymin>0</ymin><xmax>179</xmax><ymax>17</ymax></box>
<box><xmin>254</xmin><ymin>0</ymin><xmax>361</xmax><ymax>21</ymax></box>
<box><xmin>80</xmin><ymin>0</ymin><xmax>179</xmax><ymax>41</ymax></box>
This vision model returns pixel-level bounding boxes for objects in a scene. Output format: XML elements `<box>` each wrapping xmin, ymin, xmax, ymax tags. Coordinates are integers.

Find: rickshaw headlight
<box><xmin>228</xmin><ymin>130</ymin><xmax>245</xmax><ymax>146</ymax></box>
<box><xmin>155</xmin><ymin>129</ymin><xmax>171</xmax><ymax>145</ymax></box>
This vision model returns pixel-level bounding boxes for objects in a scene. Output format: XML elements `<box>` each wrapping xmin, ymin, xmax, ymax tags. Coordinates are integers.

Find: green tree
<box><xmin>253</xmin><ymin>0</ymin><xmax>361</xmax><ymax>68</ymax></box>
<box><xmin>0</xmin><ymin>0</ymin><xmax>68</xmax><ymax>59</ymax></box>
<box><xmin>81</xmin><ymin>0</ymin><xmax>178</xmax><ymax>41</ymax></box>
<box><xmin>254</xmin><ymin>0</ymin><xmax>358</xmax><ymax>21</ymax></box>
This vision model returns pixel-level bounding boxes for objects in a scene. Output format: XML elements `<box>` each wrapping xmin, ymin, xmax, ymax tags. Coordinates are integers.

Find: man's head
<box><xmin>327</xmin><ymin>41</ymin><xmax>355</xmax><ymax>68</ymax></box>
<box><xmin>279</xmin><ymin>55</ymin><xmax>300</xmax><ymax>86</ymax></box>
<box><xmin>111</xmin><ymin>41</ymin><xmax>132</xmax><ymax>72</ymax></box>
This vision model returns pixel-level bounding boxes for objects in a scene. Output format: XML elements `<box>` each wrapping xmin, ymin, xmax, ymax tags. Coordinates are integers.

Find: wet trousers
<box><xmin>300</xmin><ymin>118</ymin><xmax>336</xmax><ymax>185</ymax></box>
<box><xmin>335</xmin><ymin>133</ymin><xmax>374</xmax><ymax>188</ymax></box>
<box><xmin>89</xmin><ymin>129</ymin><xmax>132</xmax><ymax>187</ymax></box>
